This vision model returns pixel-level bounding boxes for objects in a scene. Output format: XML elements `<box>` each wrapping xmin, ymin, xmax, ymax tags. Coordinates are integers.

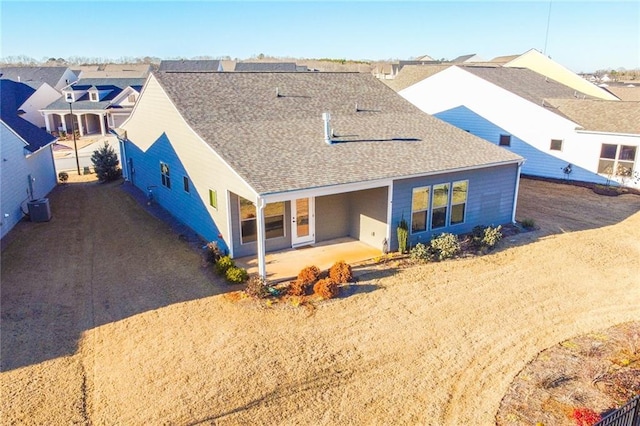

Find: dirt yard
<box><xmin>1</xmin><ymin>177</ymin><xmax>639</xmax><ymax>425</ymax></box>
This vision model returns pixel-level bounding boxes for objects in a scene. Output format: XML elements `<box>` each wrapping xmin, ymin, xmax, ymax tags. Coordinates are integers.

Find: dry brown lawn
<box><xmin>1</xmin><ymin>177</ymin><xmax>639</xmax><ymax>425</ymax></box>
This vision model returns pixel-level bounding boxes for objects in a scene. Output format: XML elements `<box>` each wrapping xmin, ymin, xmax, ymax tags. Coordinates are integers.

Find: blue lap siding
<box><xmin>122</xmin><ymin>134</ymin><xmax>228</xmax><ymax>252</ymax></box>
<box><xmin>390</xmin><ymin>163</ymin><xmax>519</xmax><ymax>250</ymax></box>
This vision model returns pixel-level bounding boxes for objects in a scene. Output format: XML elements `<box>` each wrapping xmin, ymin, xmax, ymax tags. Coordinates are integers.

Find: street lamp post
<box><xmin>67</xmin><ymin>100</ymin><xmax>81</xmax><ymax>176</ymax></box>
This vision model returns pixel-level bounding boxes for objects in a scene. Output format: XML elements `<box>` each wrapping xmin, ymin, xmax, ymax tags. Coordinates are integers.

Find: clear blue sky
<box><xmin>1</xmin><ymin>1</ymin><xmax>638</xmax><ymax>73</ymax></box>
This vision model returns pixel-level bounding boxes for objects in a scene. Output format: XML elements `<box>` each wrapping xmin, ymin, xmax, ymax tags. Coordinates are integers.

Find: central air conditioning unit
<box><xmin>27</xmin><ymin>198</ymin><xmax>52</xmax><ymax>222</ymax></box>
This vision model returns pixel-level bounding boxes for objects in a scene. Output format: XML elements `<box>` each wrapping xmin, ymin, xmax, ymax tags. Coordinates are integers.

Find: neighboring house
<box><xmin>119</xmin><ymin>71</ymin><xmax>523</xmax><ymax>278</ymax></box>
<box><xmin>495</xmin><ymin>49</ymin><xmax>618</xmax><ymax>100</ymax></box>
<box><xmin>603</xmin><ymin>84</ymin><xmax>640</xmax><ymax>101</ymax></box>
<box><xmin>0</xmin><ymin>66</ymin><xmax>78</xmax><ymax>128</ymax></box>
<box><xmin>451</xmin><ymin>54</ymin><xmax>484</xmax><ymax>63</ymax></box>
<box><xmin>158</xmin><ymin>60</ymin><xmax>222</xmax><ymax>72</ymax></box>
<box><xmin>0</xmin><ymin>80</ymin><xmax>57</xmax><ymax>239</ymax></box>
<box><xmin>398</xmin><ymin>66</ymin><xmax>639</xmax><ymax>188</ymax></box>
<box><xmin>383</xmin><ymin>64</ymin><xmax>454</xmax><ymax>92</ymax></box>
<box><xmin>76</xmin><ymin>64</ymin><xmax>151</xmax><ymax>79</ymax></box>
<box><xmin>0</xmin><ymin>66</ymin><xmax>78</xmax><ymax>91</ymax></box>
<box><xmin>233</xmin><ymin>62</ymin><xmax>301</xmax><ymax>72</ymax></box>
<box><xmin>40</xmin><ymin>78</ymin><xmax>145</xmax><ymax>137</ymax></box>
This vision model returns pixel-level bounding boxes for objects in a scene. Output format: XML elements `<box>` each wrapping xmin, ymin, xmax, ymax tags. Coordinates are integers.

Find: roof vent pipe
<box><xmin>322</xmin><ymin>112</ymin><xmax>332</xmax><ymax>144</ymax></box>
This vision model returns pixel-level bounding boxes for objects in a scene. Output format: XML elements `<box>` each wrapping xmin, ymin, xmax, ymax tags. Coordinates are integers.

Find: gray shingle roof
<box><xmin>0</xmin><ymin>80</ymin><xmax>56</xmax><ymax>152</ymax></box>
<box><xmin>158</xmin><ymin>60</ymin><xmax>220</xmax><ymax>72</ymax></box>
<box><xmin>0</xmin><ymin>66</ymin><xmax>70</xmax><ymax>88</ymax></box>
<box><xmin>42</xmin><ymin>78</ymin><xmax>145</xmax><ymax>111</ymax></box>
<box><xmin>233</xmin><ymin>62</ymin><xmax>299</xmax><ymax>72</ymax></box>
<box><xmin>461</xmin><ymin>66</ymin><xmax>595</xmax><ymax>107</ymax></box>
<box><xmin>385</xmin><ymin>64</ymin><xmax>453</xmax><ymax>92</ymax></box>
<box><xmin>152</xmin><ymin>72</ymin><xmax>522</xmax><ymax>194</ymax></box>
<box><xmin>544</xmin><ymin>98</ymin><xmax>640</xmax><ymax>134</ymax></box>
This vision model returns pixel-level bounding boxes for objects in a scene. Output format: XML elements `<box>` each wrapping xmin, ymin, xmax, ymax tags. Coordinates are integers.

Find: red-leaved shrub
<box><xmin>313</xmin><ymin>278</ymin><xmax>339</xmax><ymax>299</ymax></box>
<box><xmin>328</xmin><ymin>260</ymin><xmax>352</xmax><ymax>284</ymax></box>
<box><xmin>571</xmin><ymin>407</ymin><xmax>601</xmax><ymax>426</ymax></box>
<box><xmin>297</xmin><ymin>265</ymin><xmax>321</xmax><ymax>286</ymax></box>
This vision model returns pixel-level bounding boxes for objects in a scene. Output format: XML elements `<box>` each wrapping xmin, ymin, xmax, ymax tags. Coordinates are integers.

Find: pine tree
<box><xmin>91</xmin><ymin>142</ymin><xmax>122</xmax><ymax>182</ymax></box>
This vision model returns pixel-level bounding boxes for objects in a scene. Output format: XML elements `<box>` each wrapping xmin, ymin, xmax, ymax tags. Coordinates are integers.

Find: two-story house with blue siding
<box><xmin>119</xmin><ymin>71</ymin><xmax>523</xmax><ymax>278</ymax></box>
<box><xmin>1</xmin><ymin>80</ymin><xmax>58</xmax><ymax>239</ymax></box>
<box><xmin>397</xmin><ymin>65</ymin><xmax>639</xmax><ymax>189</ymax></box>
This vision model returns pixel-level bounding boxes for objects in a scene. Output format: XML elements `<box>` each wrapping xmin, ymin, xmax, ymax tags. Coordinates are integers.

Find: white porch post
<box><xmin>99</xmin><ymin>113</ymin><xmax>106</xmax><ymax>136</ymax></box>
<box><xmin>44</xmin><ymin>113</ymin><xmax>52</xmax><ymax>132</ymax></box>
<box><xmin>256</xmin><ymin>197</ymin><xmax>267</xmax><ymax>279</ymax></box>
<box><xmin>76</xmin><ymin>113</ymin><xmax>85</xmax><ymax>137</ymax></box>
<box><xmin>60</xmin><ymin>113</ymin><xmax>68</xmax><ymax>132</ymax></box>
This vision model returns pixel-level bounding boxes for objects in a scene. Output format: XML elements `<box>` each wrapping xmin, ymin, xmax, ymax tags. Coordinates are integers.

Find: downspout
<box><xmin>119</xmin><ymin>138</ymin><xmax>128</xmax><ymax>181</ymax></box>
<box><xmin>226</xmin><ymin>190</ymin><xmax>234</xmax><ymax>258</ymax></box>
<box><xmin>256</xmin><ymin>197</ymin><xmax>267</xmax><ymax>279</ymax></box>
<box><xmin>511</xmin><ymin>161</ymin><xmax>523</xmax><ymax>224</ymax></box>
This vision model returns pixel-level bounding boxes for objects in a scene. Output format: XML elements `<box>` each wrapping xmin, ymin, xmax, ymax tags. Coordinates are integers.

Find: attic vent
<box><xmin>322</xmin><ymin>112</ymin><xmax>332</xmax><ymax>144</ymax></box>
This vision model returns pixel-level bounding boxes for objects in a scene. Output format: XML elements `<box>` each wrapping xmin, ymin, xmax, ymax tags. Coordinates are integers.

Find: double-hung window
<box><xmin>160</xmin><ymin>162</ymin><xmax>171</xmax><ymax>189</ymax></box>
<box><xmin>450</xmin><ymin>181</ymin><xmax>468</xmax><ymax>225</ymax></box>
<box><xmin>431</xmin><ymin>183</ymin><xmax>450</xmax><ymax>229</ymax></box>
<box><xmin>411</xmin><ymin>187</ymin><xmax>430</xmax><ymax>233</ymax></box>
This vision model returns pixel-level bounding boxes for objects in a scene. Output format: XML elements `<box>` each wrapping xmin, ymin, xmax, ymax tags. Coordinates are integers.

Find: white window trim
<box><xmin>450</xmin><ymin>180</ymin><xmax>468</xmax><ymax>226</ymax></box>
<box><xmin>550</xmin><ymin>139</ymin><xmax>563</xmax><ymax>151</ymax></box>
<box><xmin>160</xmin><ymin>161</ymin><xmax>171</xmax><ymax>189</ymax></box>
<box><xmin>410</xmin><ymin>186</ymin><xmax>430</xmax><ymax>234</ymax></box>
<box><xmin>239</xmin><ymin>197</ymin><xmax>285</xmax><ymax>245</ymax></box>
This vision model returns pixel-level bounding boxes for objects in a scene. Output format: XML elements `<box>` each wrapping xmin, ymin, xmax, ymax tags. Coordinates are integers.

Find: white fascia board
<box><xmin>260</xmin><ymin>178</ymin><xmax>394</xmax><ymax>203</ymax></box>
<box><xmin>575</xmin><ymin>129</ymin><xmax>640</xmax><ymax>138</ymax></box>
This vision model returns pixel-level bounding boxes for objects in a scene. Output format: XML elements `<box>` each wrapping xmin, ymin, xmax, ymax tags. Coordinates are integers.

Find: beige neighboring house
<box><xmin>75</xmin><ymin>64</ymin><xmax>151</xmax><ymax>79</ymax></box>
<box><xmin>451</xmin><ymin>54</ymin><xmax>484</xmax><ymax>63</ymax></box>
<box><xmin>494</xmin><ymin>49</ymin><xmax>618</xmax><ymax>100</ymax></box>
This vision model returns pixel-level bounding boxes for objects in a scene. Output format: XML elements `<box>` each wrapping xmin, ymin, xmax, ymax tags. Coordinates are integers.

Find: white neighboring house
<box><xmin>0</xmin><ymin>66</ymin><xmax>78</xmax><ymax>129</ymax></box>
<box><xmin>398</xmin><ymin>66</ymin><xmax>639</xmax><ymax>188</ymax></box>
<box><xmin>39</xmin><ymin>78</ymin><xmax>145</xmax><ymax>173</ymax></box>
<box><xmin>0</xmin><ymin>80</ymin><xmax>58</xmax><ymax>239</ymax></box>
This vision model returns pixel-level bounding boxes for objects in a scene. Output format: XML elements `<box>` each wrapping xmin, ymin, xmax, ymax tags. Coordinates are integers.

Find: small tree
<box><xmin>91</xmin><ymin>142</ymin><xmax>122</xmax><ymax>182</ymax></box>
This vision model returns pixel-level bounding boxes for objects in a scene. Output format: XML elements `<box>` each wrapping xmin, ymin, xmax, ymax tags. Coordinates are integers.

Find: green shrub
<box><xmin>430</xmin><ymin>233</ymin><xmax>460</xmax><ymax>261</ymax></box>
<box><xmin>397</xmin><ymin>217</ymin><xmax>409</xmax><ymax>253</ymax></box>
<box><xmin>521</xmin><ymin>218</ymin><xmax>536</xmax><ymax>229</ymax></box>
<box><xmin>328</xmin><ymin>260</ymin><xmax>353</xmax><ymax>284</ymax></box>
<box><xmin>410</xmin><ymin>242</ymin><xmax>433</xmax><ymax>262</ymax></box>
<box><xmin>481</xmin><ymin>225</ymin><xmax>502</xmax><ymax>249</ymax></box>
<box><xmin>472</xmin><ymin>225</ymin><xmax>503</xmax><ymax>250</ymax></box>
<box><xmin>225</xmin><ymin>266</ymin><xmax>248</xmax><ymax>284</ymax></box>
<box><xmin>245</xmin><ymin>275</ymin><xmax>268</xmax><ymax>297</ymax></box>
<box><xmin>313</xmin><ymin>278</ymin><xmax>339</xmax><ymax>299</ymax></box>
<box><xmin>91</xmin><ymin>142</ymin><xmax>122</xmax><ymax>182</ymax></box>
<box><xmin>215</xmin><ymin>255</ymin><xmax>235</xmax><ymax>276</ymax></box>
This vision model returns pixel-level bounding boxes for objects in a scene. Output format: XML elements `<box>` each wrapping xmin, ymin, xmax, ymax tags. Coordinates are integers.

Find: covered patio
<box><xmin>235</xmin><ymin>237</ymin><xmax>383</xmax><ymax>282</ymax></box>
